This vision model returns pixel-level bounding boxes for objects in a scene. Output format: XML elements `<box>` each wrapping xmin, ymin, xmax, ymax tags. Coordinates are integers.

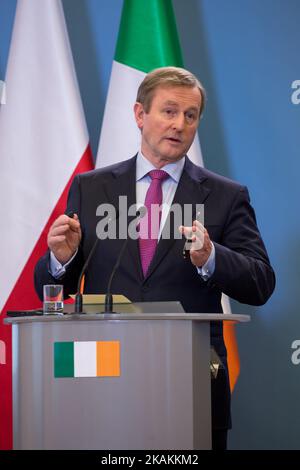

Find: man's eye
<box><xmin>186</xmin><ymin>112</ymin><xmax>197</xmax><ymax>122</ymax></box>
<box><xmin>164</xmin><ymin>109</ymin><xmax>176</xmax><ymax>116</ymax></box>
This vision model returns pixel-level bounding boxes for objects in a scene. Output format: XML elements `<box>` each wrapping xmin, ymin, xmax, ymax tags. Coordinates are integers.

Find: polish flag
<box><xmin>0</xmin><ymin>0</ymin><xmax>93</xmax><ymax>449</ymax></box>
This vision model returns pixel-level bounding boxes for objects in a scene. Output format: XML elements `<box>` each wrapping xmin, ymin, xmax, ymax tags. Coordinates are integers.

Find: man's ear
<box><xmin>134</xmin><ymin>102</ymin><xmax>144</xmax><ymax>130</ymax></box>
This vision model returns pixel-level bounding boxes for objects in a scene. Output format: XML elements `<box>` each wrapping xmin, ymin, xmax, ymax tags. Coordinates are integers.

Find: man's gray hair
<box><xmin>136</xmin><ymin>66</ymin><xmax>206</xmax><ymax>117</ymax></box>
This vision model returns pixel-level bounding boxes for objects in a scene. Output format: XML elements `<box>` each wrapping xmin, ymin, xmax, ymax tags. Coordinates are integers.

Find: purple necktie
<box><xmin>139</xmin><ymin>169</ymin><xmax>169</xmax><ymax>277</ymax></box>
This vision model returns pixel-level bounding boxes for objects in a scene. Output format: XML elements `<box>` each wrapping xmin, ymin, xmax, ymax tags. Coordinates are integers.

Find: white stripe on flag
<box><xmin>97</xmin><ymin>61</ymin><xmax>145</xmax><ymax>168</ymax></box>
<box><xmin>74</xmin><ymin>341</ymin><xmax>97</xmax><ymax>378</ymax></box>
<box><xmin>0</xmin><ymin>81</ymin><xmax>6</xmax><ymax>105</ymax></box>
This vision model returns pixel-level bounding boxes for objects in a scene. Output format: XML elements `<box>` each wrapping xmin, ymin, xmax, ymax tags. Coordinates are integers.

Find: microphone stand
<box><xmin>74</xmin><ymin>212</ymin><xmax>119</xmax><ymax>314</ymax></box>
<box><xmin>75</xmin><ymin>238</ymin><xmax>99</xmax><ymax>313</ymax></box>
<box><xmin>103</xmin><ymin>238</ymin><xmax>129</xmax><ymax>313</ymax></box>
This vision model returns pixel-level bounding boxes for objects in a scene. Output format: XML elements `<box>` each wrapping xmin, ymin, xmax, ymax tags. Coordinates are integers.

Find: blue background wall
<box><xmin>1</xmin><ymin>0</ymin><xmax>300</xmax><ymax>449</ymax></box>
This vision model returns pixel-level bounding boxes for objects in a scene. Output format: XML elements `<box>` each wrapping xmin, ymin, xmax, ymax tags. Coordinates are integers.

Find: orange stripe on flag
<box><xmin>97</xmin><ymin>341</ymin><xmax>120</xmax><ymax>377</ymax></box>
<box><xmin>223</xmin><ymin>321</ymin><xmax>240</xmax><ymax>392</ymax></box>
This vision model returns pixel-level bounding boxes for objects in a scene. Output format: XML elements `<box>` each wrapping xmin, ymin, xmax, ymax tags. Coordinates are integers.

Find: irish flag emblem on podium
<box><xmin>54</xmin><ymin>341</ymin><xmax>120</xmax><ymax>378</ymax></box>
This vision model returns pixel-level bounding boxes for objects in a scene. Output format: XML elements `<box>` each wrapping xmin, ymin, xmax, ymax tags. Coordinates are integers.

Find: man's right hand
<box><xmin>47</xmin><ymin>213</ymin><xmax>82</xmax><ymax>265</ymax></box>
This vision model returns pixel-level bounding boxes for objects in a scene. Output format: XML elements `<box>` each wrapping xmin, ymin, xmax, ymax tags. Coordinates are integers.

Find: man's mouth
<box><xmin>165</xmin><ymin>137</ymin><xmax>182</xmax><ymax>143</ymax></box>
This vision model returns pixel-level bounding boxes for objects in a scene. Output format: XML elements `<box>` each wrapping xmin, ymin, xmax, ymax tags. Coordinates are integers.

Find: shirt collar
<box><xmin>136</xmin><ymin>151</ymin><xmax>185</xmax><ymax>183</ymax></box>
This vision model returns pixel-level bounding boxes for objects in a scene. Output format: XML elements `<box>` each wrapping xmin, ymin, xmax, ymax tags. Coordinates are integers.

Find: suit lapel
<box><xmin>144</xmin><ymin>158</ymin><xmax>211</xmax><ymax>281</ymax></box>
<box><xmin>102</xmin><ymin>156</ymin><xmax>137</xmax><ymax>210</ymax></box>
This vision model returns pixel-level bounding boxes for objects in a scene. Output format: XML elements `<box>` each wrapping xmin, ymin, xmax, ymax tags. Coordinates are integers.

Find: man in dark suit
<box><xmin>34</xmin><ymin>67</ymin><xmax>275</xmax><ymax>450</ymax></box>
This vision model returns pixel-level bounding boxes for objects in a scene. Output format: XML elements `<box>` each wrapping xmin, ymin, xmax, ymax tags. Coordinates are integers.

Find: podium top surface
<box><xmin>4</xmin><ymin>300</ymin><xmax>250</xmax><ymax>324</ymax></box>
<box><xmin>4</xmin><ymin>311</ymin><xmax>250</xmax><ymax>325</ymax></box>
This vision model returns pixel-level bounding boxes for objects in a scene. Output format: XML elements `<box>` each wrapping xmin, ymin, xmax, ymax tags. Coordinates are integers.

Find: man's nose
<box><xmin>172</xmin><ymin>113</ymin><xmax>185</xmax><ymax>130</ymax></box>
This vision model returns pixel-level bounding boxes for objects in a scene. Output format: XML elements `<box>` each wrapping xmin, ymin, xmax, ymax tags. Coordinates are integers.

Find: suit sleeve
<box><xmin>34</xmin><ymin>175</ymin><xmax>84</xmax><ymax>301</ymax></box>
<box><xmin>210</xmin><ymin>186</ymin><xmax>275</xmax><ymax>305</ymax></box>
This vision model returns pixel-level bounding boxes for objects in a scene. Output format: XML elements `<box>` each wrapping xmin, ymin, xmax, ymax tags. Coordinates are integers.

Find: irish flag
<box><xmin>54</xmin><ymin>341</ymin><xmax>120</xmax><ymax>378</ymax></box>
<box><xmin>96</xmin><ymin>0</ymin><xmax>239</xmax><ymax>392</ymax></box>
<box><xmin>0</xmin><ymin>0</ymin><xmax>93</xmax><ymax>449</ymax></box>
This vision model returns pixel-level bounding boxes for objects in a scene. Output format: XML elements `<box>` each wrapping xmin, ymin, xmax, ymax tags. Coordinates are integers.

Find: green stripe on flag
<box><xmin>54</xmin><ymin>342</ymin><xmax>74</xmax><ymax>378</ymax></box>
<box><xmin>115</xmin><ymin>0</ymin><xmax>183</xmax><ymax>73</ymax></box>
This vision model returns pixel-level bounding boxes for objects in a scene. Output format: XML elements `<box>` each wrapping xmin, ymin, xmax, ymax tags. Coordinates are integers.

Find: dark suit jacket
<box><xmin>34</xmin><ymin>155</ymin><xmax>275</xmax><ymax>430</ymax></box>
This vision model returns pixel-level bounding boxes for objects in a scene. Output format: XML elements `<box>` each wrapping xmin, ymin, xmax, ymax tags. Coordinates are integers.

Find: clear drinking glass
<box><xmin>43</xmin><ymin>285</ymin><xmax>64</xmax><ymax>315</ymax></box>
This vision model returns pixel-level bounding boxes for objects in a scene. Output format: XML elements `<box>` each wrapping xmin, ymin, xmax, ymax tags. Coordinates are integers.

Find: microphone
<box><xmin>73</xmin><ymin>211</ymin><xmax>119</xmax><ymax>313</ymax></box>
<box><xmin>103</xmin><ymin>206</ymin><xmax>146</xmax><ymax>313</ymax></box>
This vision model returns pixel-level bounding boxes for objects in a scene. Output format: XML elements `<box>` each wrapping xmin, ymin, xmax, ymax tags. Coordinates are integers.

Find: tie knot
<box><xmin>148</xmin><ymin>169</ymin><xmax>169</xmax><ymax>181</ymax></box>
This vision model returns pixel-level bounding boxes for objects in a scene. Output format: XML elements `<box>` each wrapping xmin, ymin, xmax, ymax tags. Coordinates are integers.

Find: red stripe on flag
<box><xmin>0</xmin><ymin>145</ymin><xmax>93</xmax><ymax>449</ymax></box>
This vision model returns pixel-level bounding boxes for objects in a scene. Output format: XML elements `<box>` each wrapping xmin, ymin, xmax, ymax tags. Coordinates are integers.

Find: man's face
<box><xmin>134</xmin><ymin>85</ymin><xmax>202</xmax><ymax>168</ymax></box>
